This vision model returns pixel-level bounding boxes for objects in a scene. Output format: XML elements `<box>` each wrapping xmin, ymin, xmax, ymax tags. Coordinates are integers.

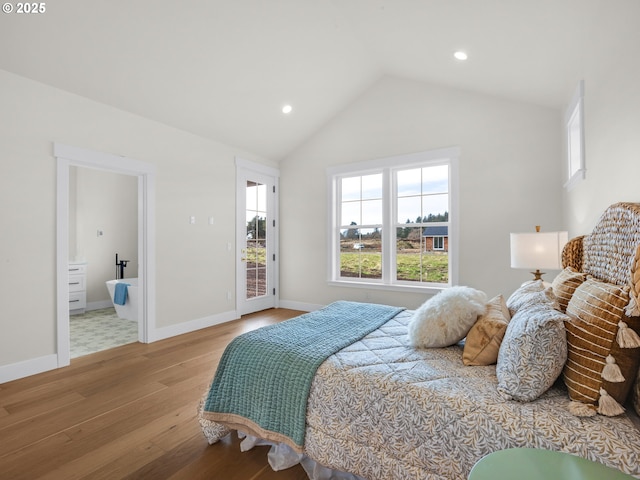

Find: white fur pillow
<box><xmin>408</xmin><ymin>286</ymin><xmax>488</xmax><ymax>348</ymax></box>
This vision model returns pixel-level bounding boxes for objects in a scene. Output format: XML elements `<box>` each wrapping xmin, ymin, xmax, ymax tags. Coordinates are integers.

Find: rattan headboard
<box><xmin>562</xmin><ymin>202</ymin><xmax>640</xmax><ymax>316</ymax></box>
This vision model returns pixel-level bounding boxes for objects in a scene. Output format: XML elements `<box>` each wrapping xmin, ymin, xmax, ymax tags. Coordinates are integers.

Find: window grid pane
<box><xmin>395</xmin><ymin>228</ymin><xmax>448</xmax><ymax>284</ymax></box>
<box><xmin>339</xmin><ymin>228</ymin><xmax>382</xmax><ymax>280</ymax></box>
<box><xmin>340</xmin><ymin>174</ymin><xmax>383</xmax><ymax>228</ymax></box>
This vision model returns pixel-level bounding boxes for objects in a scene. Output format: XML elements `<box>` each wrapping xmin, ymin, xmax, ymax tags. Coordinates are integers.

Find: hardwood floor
<box><xmin>0</xmin><ymin>309</ymin><xmax>311</xmax><ymax>480</ymax></box>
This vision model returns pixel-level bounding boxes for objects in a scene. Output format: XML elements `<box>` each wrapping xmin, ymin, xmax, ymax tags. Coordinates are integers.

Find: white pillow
<box><xmin>408</xmin><ymin>286</ymin><xmax>487</xmax><ymax>348</ymax></box>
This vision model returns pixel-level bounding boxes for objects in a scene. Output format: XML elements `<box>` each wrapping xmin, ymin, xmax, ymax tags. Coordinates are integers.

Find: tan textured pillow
<box><xmin>562</xmin><ymin>277</ymin><xmax>640</xmax><ymax>416</ymax></box>
<box><xmin>463</xmin><ymin>295</ymin><xmax>510</xmax><ymax>366</ymax></box>
<box><xmin>551</xmin><ymin>266</ymin><xmax>586</xmax><ymax>312</ymax></box>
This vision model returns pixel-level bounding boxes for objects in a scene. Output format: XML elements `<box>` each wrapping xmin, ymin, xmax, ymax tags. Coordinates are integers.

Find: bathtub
<box><xmin>106</xmin><ymin>278</ymin><xmax>138</xmax><ymax>322</ymax></box>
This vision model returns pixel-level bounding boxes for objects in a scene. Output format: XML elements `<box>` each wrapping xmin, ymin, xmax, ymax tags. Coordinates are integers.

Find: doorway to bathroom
<box><xmin>68</xmin><ymin>166</ymin><xmax>139</xmax><ymax>358</ymax></box>
<box><xmin>55</xmin><ymin>143</ymin><xmax>156</xmax><ymax>368</ymax></box>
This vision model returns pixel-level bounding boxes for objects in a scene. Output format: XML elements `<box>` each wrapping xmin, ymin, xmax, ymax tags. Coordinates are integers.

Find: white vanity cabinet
<box><xmin>68</xmin><ymin>262</ymin><xmax>87</xmax><ymax>315</ymax></box>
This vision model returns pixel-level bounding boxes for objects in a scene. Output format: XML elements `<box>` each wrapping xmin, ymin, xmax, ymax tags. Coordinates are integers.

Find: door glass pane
<box><xmin>246</xmin><ymin>181</ymin><xmax>267</xmax><ymax>299</ymax></box>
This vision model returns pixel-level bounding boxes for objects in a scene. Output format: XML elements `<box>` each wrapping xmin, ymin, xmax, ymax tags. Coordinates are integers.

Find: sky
<box><xmin>341</xmin><ymin>165</ymin><xmax>449</xmax><ymax>227</ymax></box>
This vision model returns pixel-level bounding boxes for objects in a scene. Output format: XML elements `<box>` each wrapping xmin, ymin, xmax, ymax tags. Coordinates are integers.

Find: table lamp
<box><xmin>510</xmin><ymin>226</ymin><xmax>568</xmax><ymax>282</ymax></box>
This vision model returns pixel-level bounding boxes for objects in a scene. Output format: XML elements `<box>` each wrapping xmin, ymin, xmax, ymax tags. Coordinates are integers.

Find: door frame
<box><xmin>55</xmin><ymin>143</ymin><xmax>156</xmax><ymax>367</ymax></box>
<box><xmin>235</xmin><ymin>157</ymin><xmax>279</xmax><ymax>315</ymax></box>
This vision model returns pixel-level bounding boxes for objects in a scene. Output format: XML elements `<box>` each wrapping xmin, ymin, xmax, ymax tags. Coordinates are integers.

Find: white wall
<box><xmin>279</xmin><ymin>76</ymin><xmax>563</xmax><ymax>309</ymax></box>
<box><xmin>71</xmin><ymin>167</ymin><xmax>138</xmax><ymax>305</ymax></box>
<box><xmin>0</xmin><ymin>69</ymin><xmax>274</xmax><ymax>373</ymax></box>
<box><xmin>562</xmin><ymin>4</ymin><xmax>640</xmax><ymax>234</ymax></box>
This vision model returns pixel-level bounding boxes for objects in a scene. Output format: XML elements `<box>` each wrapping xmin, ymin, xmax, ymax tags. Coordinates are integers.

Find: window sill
<box><xmin>328</xmin><ymin>280</ymin><xmax>448</xmax><ymax>295</ymax></box>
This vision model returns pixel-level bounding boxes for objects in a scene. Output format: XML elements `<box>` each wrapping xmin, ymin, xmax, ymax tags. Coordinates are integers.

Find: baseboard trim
<box><xmin>278</xmin><ymin>300</ymin><xmax>322</xmax><ymax>312</ymax></box>
<box><xmin>0</xmin><ymin>354</ymin><xmax>58</xmax><ymax>385</ymax></box>
<box><xmin>148</xmin><ymin>309</ymin><xmax>238</xmax><ymax>342</ymax></box>
<box><xmin>86</xmin><ymin>300</ymin><xmax>114</xmax><ymax>311</ymax></box>
<box><xmin>2</xmin><ymin>305</ymin><xmax>318</xmax><ymax>384</ymax></box>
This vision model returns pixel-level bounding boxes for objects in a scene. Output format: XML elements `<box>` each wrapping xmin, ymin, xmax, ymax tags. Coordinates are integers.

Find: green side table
<box><xmin>468</xmin><ymin>448</ymin><xmax>635</xmax><ymax>480</ymax></box>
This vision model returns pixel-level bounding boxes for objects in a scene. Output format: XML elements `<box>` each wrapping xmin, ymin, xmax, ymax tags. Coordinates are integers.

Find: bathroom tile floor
<box><xmin>70</xmin><ymin>307</ymin><xmax>138</xmax><ymax>358</ymax></box>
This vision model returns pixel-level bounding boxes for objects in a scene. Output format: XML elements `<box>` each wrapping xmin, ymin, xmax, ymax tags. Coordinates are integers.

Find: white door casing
<box><xmin>55</xmin><ymin>143</ymin><xmax>156</xmax><ymax>367</ymax></box>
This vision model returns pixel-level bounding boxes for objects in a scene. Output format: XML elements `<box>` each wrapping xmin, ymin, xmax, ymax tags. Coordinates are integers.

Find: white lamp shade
<box><xmin>510</xmin><ymin>231</ymin><xmax>569</xmax><ymax>270</ymax></box>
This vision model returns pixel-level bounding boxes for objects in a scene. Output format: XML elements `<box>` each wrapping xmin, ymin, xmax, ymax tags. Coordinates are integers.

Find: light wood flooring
<box><xmin>0</xmin><ymin>308</ymin><xmax>311</xmax><ymax>480</ymax></box>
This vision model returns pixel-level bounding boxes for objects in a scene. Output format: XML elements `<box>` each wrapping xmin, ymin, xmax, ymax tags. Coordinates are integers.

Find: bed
<box><xmin>199</xmin><ymin>202</ymin><xmax>640</xmax><ymax>480</ymax></box>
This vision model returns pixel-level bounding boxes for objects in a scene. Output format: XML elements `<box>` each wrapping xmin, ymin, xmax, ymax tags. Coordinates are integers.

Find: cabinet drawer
<box><xmin>68</xmin><ymin>274</ymin><xmax>86</xmax><ymax>292</ymax></box>
<box><xmin>68</xmin><ymin>264</ymin><xmax>87</xmax><ymax>275</ymax></box>
<box><xmin>69</xmin><ymin>292</ymin><xmax>86</xmax><ymax>310</ymax></box>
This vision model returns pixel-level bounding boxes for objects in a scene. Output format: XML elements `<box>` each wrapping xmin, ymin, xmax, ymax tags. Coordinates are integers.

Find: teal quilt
<box><xmin>202</xmin><ymin>301</ymin><xmax>404</xmax><ymax>451</ymax></box>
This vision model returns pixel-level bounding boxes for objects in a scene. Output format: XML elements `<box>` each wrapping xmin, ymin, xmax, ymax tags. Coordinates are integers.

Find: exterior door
<box><xmin>236</xmin><ymin>161</ymin><xmax>278</xmax><ymax>315</ymax></box>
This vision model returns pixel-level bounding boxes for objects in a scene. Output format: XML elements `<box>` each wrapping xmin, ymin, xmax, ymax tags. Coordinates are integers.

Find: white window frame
<box><xmin>564</xmin><ymin>80</ymin><xmax>586</xmax><ymax>191</ymax></box>
<box><xmin>433</xmin><ymin>236</ymin><xmax>445</xmax><ymax>251</ymax></box>
<box><xmin>327</xmin><ymin>147</ymin><xmax>459</xmax><ymax>294</ymax></box>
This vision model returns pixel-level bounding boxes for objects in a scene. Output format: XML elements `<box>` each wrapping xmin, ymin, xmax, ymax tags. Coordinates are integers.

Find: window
<box><xmin>565</xmin><ymin>80</ymin><xmax>585</xmax><ymax>190</ymax></box>
<box><xmin>328</xmin><ymin>147</ymin><xmax>459</xmax><ymax>292</ymax></box>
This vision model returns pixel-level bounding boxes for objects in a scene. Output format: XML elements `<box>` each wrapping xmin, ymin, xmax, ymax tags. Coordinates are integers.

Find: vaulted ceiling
<box><xmin>1</xmin><ymin>0</ymin><xmax>634</xmax><ymax>160</ymax></box>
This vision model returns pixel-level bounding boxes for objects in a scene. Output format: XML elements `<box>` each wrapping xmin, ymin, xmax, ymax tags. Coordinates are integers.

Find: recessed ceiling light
<box><xmin>282</xmin><ymin>104</ymin><xmax>293</xmax><ymax>114</ymax></box>
<box><xmin>454</xmin><ymin>51</ymin><xmax>468</xmax><ymax>61</ymax></box>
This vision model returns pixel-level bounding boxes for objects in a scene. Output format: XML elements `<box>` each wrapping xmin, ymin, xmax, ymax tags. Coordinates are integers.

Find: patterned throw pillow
<box><xmin>506</xmin><ymin>280</ymin><xmax>559</xmax><ymax>317</ymax></box>
<box><xmin>562</xmin><ymin>277</ymin><xmax>640</xmax><ymax>416</ymax></box>
<box><xmin>463</xmin><ymin>295</ymin><xmax>511</xmax><ymax>366</ymax></box>
<box><xmin>496</xmin><ymin>303</ymin><xmax>568</xmax><ymax>402</ymax></box>
<box><xmin>551</xmin><ymin>266</ymin><xmax>586</xmax><ymax>312</ymax></box>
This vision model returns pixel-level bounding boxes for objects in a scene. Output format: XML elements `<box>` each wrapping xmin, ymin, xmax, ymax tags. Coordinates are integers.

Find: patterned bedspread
<box><xmin>201</xmin><ymin>309</ymin><xmax>640</xmax><ymax>479</ymax></box>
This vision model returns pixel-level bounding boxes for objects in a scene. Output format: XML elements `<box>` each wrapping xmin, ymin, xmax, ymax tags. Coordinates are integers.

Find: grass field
<box><xmin>248</xmin><ymin>244</ymin><xmax>449</xmax><ymax>284</ymax></box>
<box><xmin>340</xmin><ymin>251</ymin><xmax>448</xmax><ymax>283</ymax></box>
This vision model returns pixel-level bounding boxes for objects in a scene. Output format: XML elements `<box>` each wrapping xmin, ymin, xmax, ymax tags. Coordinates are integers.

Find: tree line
<box><xmin>342</xmin><ymin>212</ymin><xmax>448</xmax><ymax>240</ymax></box>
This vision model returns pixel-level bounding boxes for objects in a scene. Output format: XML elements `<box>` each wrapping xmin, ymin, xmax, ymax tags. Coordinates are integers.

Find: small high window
<box><xmin>565</xmin><ymin>80</ymin><xmax>586</xmax><ymax>190</ymax></box>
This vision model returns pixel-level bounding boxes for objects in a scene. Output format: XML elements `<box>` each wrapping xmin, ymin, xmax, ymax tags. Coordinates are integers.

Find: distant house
<box><xmin>422</xmin><ymin>226</ymin><xmax>448</xmax><ymax>252</ymax></box>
